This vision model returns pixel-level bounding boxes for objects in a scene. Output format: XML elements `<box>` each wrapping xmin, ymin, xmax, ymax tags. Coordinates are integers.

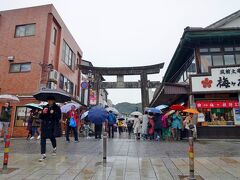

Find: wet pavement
<box><xmin>0</xmin><ymin>135</ymin><xmax>240</xmax><ymax>179</ymax></box>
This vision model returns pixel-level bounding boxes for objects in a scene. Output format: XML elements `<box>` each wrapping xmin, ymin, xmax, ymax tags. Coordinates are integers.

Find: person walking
<box><xmin>127</xmin><ymin>120</ymin><xmax>133</xmax><ymax>137</ymax></box>
<box><xmin>171</xmin><ymin>111</ymin><xmax>182</xmax><ymax>141</ymax></box>
<box><xmin>117</xmin><ymin>119</ymin><xmax>124</xmax><ymax>136</ymax></box>
<box><xmin>133</xmin><ymin>115</ymin><xmax>141</xmax><ymax>140</ymax></box>
<box><xmin>39</xmin><ymin>96</ymin><xmax>61</xmax><ymax>162</ymax></box>
<box><xmin>141</xmin><ymin>111</ymin><xmax>149</xmax><ymax>140</ymax></box>
<box><xmin>153</xmin><ymin>113</ymin><xmax>162</xmax><ymax>141</ymax></box>
<box><xmin>26</xmin><ymin>110</ymin><xmax>33</xmax><ymax>140</ymax></box>
<box><xmin>148</xmin><ymin>114</ymin><xmax>155</xmax><ymax>140</ymax></box>
<box><xmin>0</xmin><ymin>102</ymin><xmax>11</xmax><ymax>142</ymax></box>
<box><xmin>30</xmin><ymin>109</ymin><xmax>41</xmax><ymax>140</ymax></box>
<box><xmin>107</xmin><ymin>111</ymin><xmax>116</xmax><ymax>138</ymax></box>
<box><xmin>66</xmin><ymin>105</ymin><xmax>79</xmax><ymax>143</ymax></box>
<box><xmin>94</xmin><ymin>122</ymin><xmax>103</xmax><ymax>139</ymax></box>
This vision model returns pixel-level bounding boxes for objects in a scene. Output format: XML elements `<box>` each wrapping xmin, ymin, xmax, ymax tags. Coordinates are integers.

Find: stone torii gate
<box><xmin>79</xmin><ymin>63</ymin><xmax>164</xmax><ymax>111</ymax></box>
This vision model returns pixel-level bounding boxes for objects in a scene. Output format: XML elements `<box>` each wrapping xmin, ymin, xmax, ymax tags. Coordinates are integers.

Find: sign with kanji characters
<box><xmin>196</xmin><ymin>100</ymin><xmax>239</xmax><ymax>109</ymax></box>
<box><xmin>191</xmin><ymin>66</ymin><xmax>240</xmax><ymax>92</ymax></box>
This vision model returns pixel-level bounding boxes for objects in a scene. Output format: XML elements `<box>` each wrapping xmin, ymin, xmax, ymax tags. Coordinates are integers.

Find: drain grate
<box><xmin>179</xmin><ymin>175</ymin><xmax>204</xmax><ymax>180</ymax></box>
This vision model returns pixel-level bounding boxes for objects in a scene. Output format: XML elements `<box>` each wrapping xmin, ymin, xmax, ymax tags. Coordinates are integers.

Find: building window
<box><xmin>199</xmin><ymin>46</ymin><xmax>240</xmax><ymax>73</ymax></box>
<box><xmin>62</xmin><ymin>40</ymin><xmax>75</xmax><ymax>70</ymax></box>
<box><xmin>59</xmin><ymin>74</ymin><xmax>74</xmax><ymax>95</ymax></box>
<box><xmin>51</xmin><ymin>27</ymin><xmax>57</xmax><ymax>44</ymax></box>
<box><xmin>200</xmin><ymin>55</ymin><xmax>212</xmax><ymax>73</ymax></box>
<box><xmin>235</xmin><ymin>54</ymin><xmax>240</xmax><ymax>64</ymax></box>
<box><xmin>15</xmin><ymin>107</ymin><xmax>31</xmax><ymax>127</ymax></box>
<box><xmin>224</xmin><ymin>55</ymin><xmax>235</xmax><ymax>65</ymax></box>
<box><xmin>15</xmin><ymin>24</ymin><xmax>35</xmax><ymax>37</ymax></box>
<box><xmin>212</xmin><ymin>55</ymin><xmax>223</xmax><ymax>66</ymax></box>
<box><xmin>9</xmin><ymin>63</ymin><xmax>31</xmax><ymax>73</ymax></box>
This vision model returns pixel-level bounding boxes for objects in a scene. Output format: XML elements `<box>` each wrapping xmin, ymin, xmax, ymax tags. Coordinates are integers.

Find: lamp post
<box><xmin>87</xmin><ymin>70</ymin><xmax>92</xmax><ymax>107</ymax></box>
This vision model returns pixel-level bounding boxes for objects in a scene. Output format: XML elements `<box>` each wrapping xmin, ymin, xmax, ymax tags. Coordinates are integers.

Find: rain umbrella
<box><xmin>106</xmin><ymin>107</ymin><xmax>119</xmax><ymax>115</ymax></box>
<box><xmin>33</xmin><ymin>89</ymin><xmax>71</xmax><ymax>103</ymax></box>
<box><xmin>130</xmin><ymin>111</ymin><xmax>143</xmax><ymax>116</ymax></box>
<box><xmin>61</xmin><ymin>103</ymin><xmax>81</xmax><ymax>113</ymax></box>
<box><xmin>25</xmin><ymin>103</ymin><xmax>43</xmax><ymax>110</ymax></box>
<box><xmin>118</xmin><ymin>117</ymin><xmax>125</xmax><ymax>121</ymax></box>
<box><xmin>88</xmin><ymin>106</ymin><xmax>108</xmax><ymax>124</ymax></box>
<box><xmin>147</xmin><ymin>108</ymin><xmax>162</xmax><ymax>114</ymax></box>
<box><xmin>170</xmin><ymin>104</ymin><xmax>185</xmax><ymax>111</ymax></box>
<box><xmin>183</xmin><ymin>108</ymin><xmax>200</xmax><ymax>114</ymax></box>
<box><xmin>155</xmin><ymin>104</ymin><xmax>168</xmax><ymax>110</ymax></box>
<box><xmin>81</xmin><ymin>111</ymin><xmax>89</xmax><ymax>120</ymax></box>
<box><xmin>0</xmin><ymin>94</ymin><xmax>19</xmax><ymax>103</ymax></box>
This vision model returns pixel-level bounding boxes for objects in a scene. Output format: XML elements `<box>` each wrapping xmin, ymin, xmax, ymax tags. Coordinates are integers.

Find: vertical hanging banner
<box><xmin>90</xmin><ymin>89</ymin><xmax>97</xmax><ymax>105</ymax></box>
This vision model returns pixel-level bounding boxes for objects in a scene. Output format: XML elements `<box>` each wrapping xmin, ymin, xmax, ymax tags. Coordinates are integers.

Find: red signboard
<box><xmin>196</xmin><ymin>100</ymin><xmax>239</xmax><ymax>109</ymax></box>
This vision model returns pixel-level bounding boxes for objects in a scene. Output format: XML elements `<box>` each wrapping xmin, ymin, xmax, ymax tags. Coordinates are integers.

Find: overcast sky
<box><xmin>1</xmin><ymin>0</ymin><xmax>240</xmax><ymax>104</ymax></box>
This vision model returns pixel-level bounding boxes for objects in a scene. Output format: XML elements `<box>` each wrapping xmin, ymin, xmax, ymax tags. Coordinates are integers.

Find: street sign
<box><xmin>81</xmin><ymin>82</ymin><xmax>88</xmax><ymax>89</ymax></box>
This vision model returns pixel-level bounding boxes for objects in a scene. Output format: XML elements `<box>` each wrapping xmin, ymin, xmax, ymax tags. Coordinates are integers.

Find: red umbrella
<box><xmin>170</xmin><ymin>104</ymin><xmax>186</xmax><ymax>111</ymax></box>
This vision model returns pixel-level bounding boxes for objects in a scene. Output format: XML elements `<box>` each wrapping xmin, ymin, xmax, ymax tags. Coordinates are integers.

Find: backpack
<box><xmin>69</xmin><ymin>117</ymin><xmax>77</xmax><ymax>127</ymax></box>
<box><xmin>108</xmin><ymin>114</ymin><xmax>115</xmax><ymax>125</ymax></box>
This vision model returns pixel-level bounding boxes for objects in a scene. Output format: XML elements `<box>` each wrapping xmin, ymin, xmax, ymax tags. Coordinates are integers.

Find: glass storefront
<box><xmin>15</xmin><ymin>106</ymin><xmax>31</xmax><ymax>127</ymax></box>
<box><xmin>198</xmin><ymin>108</ymin><xmax>235</xmax><ymax>126</ymax></box>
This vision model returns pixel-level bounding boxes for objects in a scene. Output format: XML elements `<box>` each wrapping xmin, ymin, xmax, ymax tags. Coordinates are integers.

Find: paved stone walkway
<box><xmin>0</xmin><ymin>137</ymin><xmax>239</xmax><ymax>179</ymax></box>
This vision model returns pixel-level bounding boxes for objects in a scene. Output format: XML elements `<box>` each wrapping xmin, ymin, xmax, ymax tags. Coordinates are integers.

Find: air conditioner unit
<box><xmin>48</xmin><ymin>82</ymin><xmax>57</xmax><ymax>90</ymax></box>
<box><xmin>48</xmin><ymin>70</ymin><xmax>59</xmax><ymax>82</ymax></box>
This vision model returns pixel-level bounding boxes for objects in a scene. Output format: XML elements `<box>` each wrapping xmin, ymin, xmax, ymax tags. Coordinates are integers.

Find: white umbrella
<box><xmin>106</xmin><ymin>107</ymin><xmax>119</xmax><ymax>115</ymax></box>
<box><xmin>61</xmin><ymin>103</ymin><xmax>81</xmax><ymax>113</ymax></box>
<box><xmin>130</xmin><ymin>111</ymin><xmax>143</xmax><ymax>116</ymax></box>
<box><xmin>81</xmin><ymin>111</ymin><xmax>89</xmax><ymax>119</ymax></box>
<box><xmin>0</xmin><ymin>94</ymin><xmax>19</xmax><ymax>103</ymax></box>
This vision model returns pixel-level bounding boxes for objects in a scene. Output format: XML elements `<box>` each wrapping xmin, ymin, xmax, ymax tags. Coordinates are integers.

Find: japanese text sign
<box><xmin>191</xmin><ymin>66</ymin><xmax>240</xmax><ymax>92</ymax></box>
<box><xmin>196</xmin><ymin>100</ymin><xmax>239</xmax><ymax>109</ymax></box>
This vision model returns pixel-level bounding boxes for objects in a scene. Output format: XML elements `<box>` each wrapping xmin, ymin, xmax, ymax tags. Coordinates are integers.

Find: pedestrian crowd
<box><xmin>0</xmin><ymin>97</ymin><xmax>197</xmax><ymax>162</ymax></box>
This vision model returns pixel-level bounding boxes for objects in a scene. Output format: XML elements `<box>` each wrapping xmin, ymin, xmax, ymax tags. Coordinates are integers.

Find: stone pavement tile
<box><xmin>74</xmin><ymin>172</ymin><xmax>94</xmax><ymax>180</ymax></box>
<box><xmin>6</xmin><ymin>174</ymin><xmax>30</xmax><ymax>180</ymax></box>
<box><xmin>182</xmin><ymin>158</ymin><xmax>217</xmax><ymax>180</ymax></box>
<box><xmin>150</xmin><ymin>158</ymin><xmax>174</xmax><ymax>180</ymax></box>
<box><xmin>40</xmin><ymin>174</ymin><xmax>59</xmax><ymax>180</ymax></box>
<box><xmin>56</xmin><ymin>167</ymin><xmax>81</xmax><ymax>180</ymax></box>
<box><xmin>162</xmin><ymin>158</ymin><xmax>182</xmax><ymax>180</ymax></box>
<box><xmin>196</xmin><ymin>157</ymin><xmax>238</xmax><ymax>180</ymax></box>
<box><xmin>171</xmin><ymin>158</ymin><xmax>189</xmax><ymax>175</ymax></box>
<box><xmin>125</xmin><ymin>171</ymin><xmax>140</xmax><ymax>180</ymax></box>
<box><xmin>140</xmin><ymin>168</ymin><xmax>156</xmax><ymax>178</ymax></box>
<box><xmin>209</xmin><ymin>157</ymin><xmax>240</xmax><ymax>178</ymax></box>
<box><xmin>25</xmin><ymin>169</ymin><xmax>53</xmax><ymax>180</ymax></box>
<box><xmin>109</xmin><ymin>168</ymin><xmax>125</xmax><ymax>177</ymax></box>
<box><xmin>107</xmin><ymin>176</ymin><xmax>124</xmax><ymax>180</ymax></box>
<box><xmin>141</xmin><ymin>178</ymin><xmax>157</xmax><ymax>180</ymax></box>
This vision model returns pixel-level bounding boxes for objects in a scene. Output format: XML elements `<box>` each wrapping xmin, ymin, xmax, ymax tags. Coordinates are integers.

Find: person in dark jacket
<box><xmin>38</xmin><ymin>96</ymin><xmax>61</xmax><ymax>162</ymax></box>
<box><xmin>153</xmin><ymin>113</ymin><xmax>162</xmax><ymax>141</ymax></box>
<box><xmin>107</xmin><ymin>111</ymin><xmax>116</xmax><ymax>138</ymax></box>
<box><xmin>0</xmin><ymin>102</ymin><xmax>11</xmax><ymax>141</ymax></box>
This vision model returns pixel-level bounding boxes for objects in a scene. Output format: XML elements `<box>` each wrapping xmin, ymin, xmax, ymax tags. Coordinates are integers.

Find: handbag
<box><xmin>69</xmin><ymin>117</ymin><xmax>77</xmax><ymax>128</ymax></box>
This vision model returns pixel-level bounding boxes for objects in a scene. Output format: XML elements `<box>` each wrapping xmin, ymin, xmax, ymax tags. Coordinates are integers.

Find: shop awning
<box><xmin>151</xmin><ymin>83</ymin><xmax>189</xmax><ymax>106</ymax></box>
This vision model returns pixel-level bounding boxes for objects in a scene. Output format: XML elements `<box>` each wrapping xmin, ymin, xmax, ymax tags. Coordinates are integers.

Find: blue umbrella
<box><xmin>155</xmin><ymin>104</ymin><xmax>168</xmax><ymax>110</ymax></box>
<box><xmin>147</xmin><ymin>108</ymin><xmax>161</xmax><ymax>114</ymax></box>
<box><xmin>88</xmin><ymin>106</ymin><xmax>108</xmax><ymax>125</ymax></box>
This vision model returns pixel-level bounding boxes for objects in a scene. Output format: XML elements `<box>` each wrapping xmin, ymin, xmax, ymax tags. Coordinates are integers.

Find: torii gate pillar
<box><xmin>140</xmin><ymin>72</ymin><xmax>149</xmax><ymax>111</ymax></box>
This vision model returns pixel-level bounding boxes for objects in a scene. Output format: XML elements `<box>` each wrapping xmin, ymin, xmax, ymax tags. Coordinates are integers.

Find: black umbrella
<box><xmin>33</xmin><ymin>89</ymin><xmax>71</xmax><ymax>103</ymax></box>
